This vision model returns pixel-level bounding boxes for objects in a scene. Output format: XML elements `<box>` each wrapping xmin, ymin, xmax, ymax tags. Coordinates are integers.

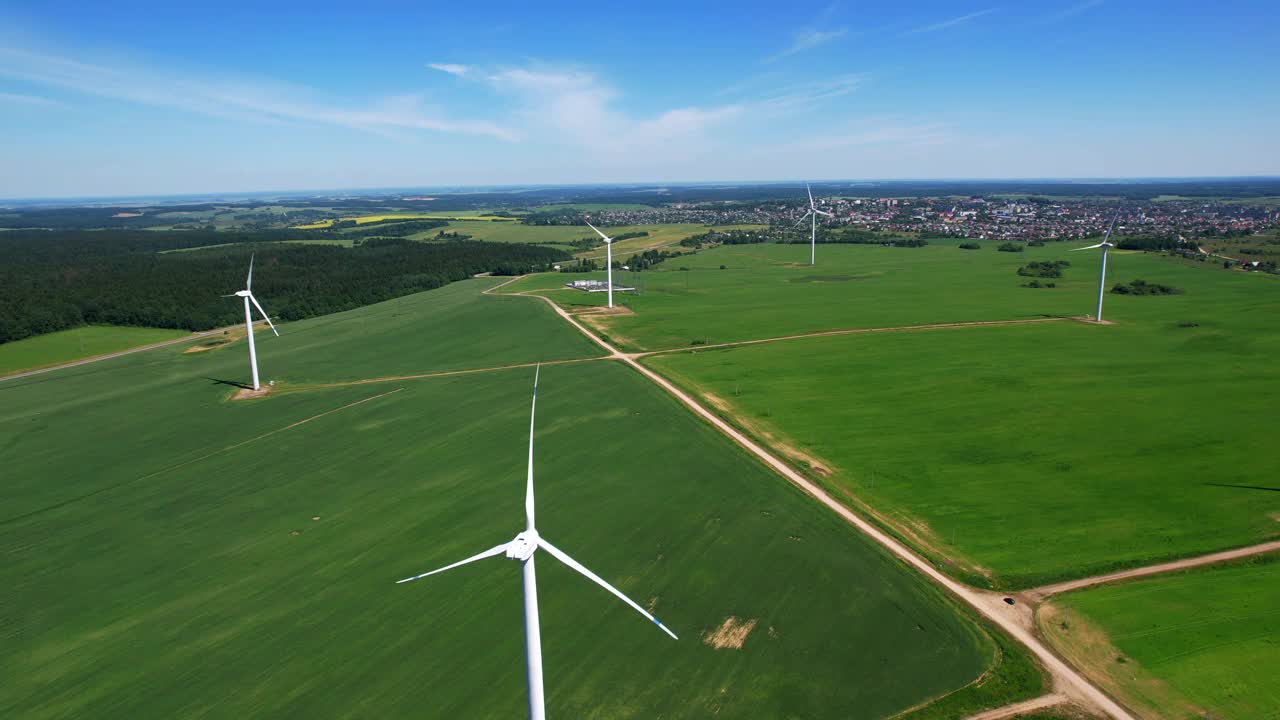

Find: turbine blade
<box><xmin>1071</xmin><ymin>243</ymin><xmax>1105</xmax><ymax>251</ymax></box>
<box><xmin>583</xmin><ymin>219</ymin><xmax>613</xmax><ymax>243</ymax></box>
<box><xmin>1102</xmin><ymin>213</ymin><xmax>1119</xmax><ymax>244</ymax></box>
<box><xmin>526</xmin><ymin>364</ymin><xmax>540</xmax><ymax>530</ymax></box>
<box><xmin>538</xmin><ymin>537</ymin><xmax>678</xmax><ymax>640</ymax></box>
<box><xmin>806</xmin><ymin>182</ymin><xmax>814</xmax><ymax>207</ymax></box>
<box><xmin>247</xmin><ymin>293</ymin><xmax>279</xmax><ymax>336</ymax></box>
<box><xmin>792</xmin><ymin>210</ymin><xmax>813</xmax><ymax>228</ymax></box>
<box><xmin>247</xmin><ymin>253</ymin><xmax>254</xmax><ymax>291</ymax></box>
<box><xmin>814</xmin><ymin>209</ymin><xmax>832</xmax><ymax>217</ymax></box>
<box><xmin>396</xmin><ymin>543</ymin><xmax>510</xmax><ymax>584</ymax></box>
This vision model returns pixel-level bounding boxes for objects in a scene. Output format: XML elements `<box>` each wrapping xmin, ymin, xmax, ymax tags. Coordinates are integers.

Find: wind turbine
<box><xmin>792</xmin><ymin>183</ymin><xmax>831</xmax><ymax>266</ymax></box>
<box><xmin>1071</xmin><ymin>214</ymin><xmax>1119</xmax><ymax>322</ymax></box>
<box><xmin>584</xmin><ymin>219</ymin><xmax>616</xmax><ymax>308</ymax></box>
<box><xmin>223</xmin><ymin>253</ymin><xmax>278</xmax><ymax>390</ymax></box>
<box><xmin>396</xmin><ymin>366</ymin><xmax>677</xmax><ymax>720</ymax></box>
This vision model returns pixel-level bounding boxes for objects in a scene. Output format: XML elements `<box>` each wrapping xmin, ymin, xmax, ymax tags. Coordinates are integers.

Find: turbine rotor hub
<box><xmin>506</xmin><ymin>530</ymin><xmax>539</xmax><ymax>561</ymax></box>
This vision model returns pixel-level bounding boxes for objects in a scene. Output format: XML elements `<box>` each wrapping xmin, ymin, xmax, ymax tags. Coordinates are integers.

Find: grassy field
<box><xmin>613</xmin><ymin>242</ymin><xmax>1280</xmax><ymax>587</ymax></box>
<box><xmin>505</xmin><ymin>240</ymin><xmax>1152</xmax><ymax>352</ymax></box>
<box><xmin>411</xmin><ymin>221</ymin><xmax>746</xmax><ymax>254</ymax></box>
<box><xmin>0</xmin><ymin>325</ymin><xmax>190</xmax><ymax>375</ymax></box>
<box><xmin>1041</xmin><ymin>555</ymin><xmax>1280</xmax><ymax>719</ymax></box>
<box><xmin>296</xmin><ymin>213</ymin><xmax>518</xmax><ymax>229</ymax></box>
<box><xmin>0</xmin><ymin>279</ymin><xmax>1017</xmax><ymax>718</ymax></box>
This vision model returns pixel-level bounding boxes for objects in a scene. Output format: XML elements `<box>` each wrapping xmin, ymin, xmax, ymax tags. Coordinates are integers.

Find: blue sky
<box><xmin>1</xmin><ymin>0</ymin><xmax>1277</xmax><ymax>198</ymax></box>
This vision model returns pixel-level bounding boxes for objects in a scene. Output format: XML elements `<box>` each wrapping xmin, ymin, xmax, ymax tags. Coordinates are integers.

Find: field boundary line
<box><xmin>1025</xmin><ymin>539</ymin><xmax>1280</xmax><ymax>600</ymax></box>
<box><xmin>636</xmin><ymin>317</ymin><xmax>1073</xmax><ymax>357</ymax></box>
<box><xmin>0</xmin><ymin>387</ymin><xmax>404</xmax><ymax>526</ymax></box>
<box><xmin>0</xmin><ymin>327</ymin><xmax>235</xmax><ymax>383</ymax></box>
<box><xmin>497</xmin><ymin>276</ymin><xmax>1136</xmax><ymax>720</ymax></box>
<box><xmin>286</xmin><ymin>357</ymin><xmax>605</xmax><ymax>391</ymax></box>
<box><xmin>962</xmin><ymin>693</ymin><xmax>1069</xmax><ymax>720</ymax></box>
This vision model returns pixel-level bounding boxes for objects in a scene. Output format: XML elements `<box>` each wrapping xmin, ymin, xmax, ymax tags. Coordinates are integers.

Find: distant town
<box><xmin>556</xmin><ymin>196</ymin><xmax>1279</xmax><ymax>245</ymax></box>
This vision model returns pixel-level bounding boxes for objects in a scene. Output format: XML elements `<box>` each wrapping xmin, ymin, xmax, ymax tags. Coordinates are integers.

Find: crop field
<box><xmin>0</xmin><ymin>279</ymin><xmax>1016</xmax><ymax>719</ymax></box>
<box><xmin>296</xmin><ymin>213</ymin><xmax>518</xmax><ymax>229</ymax></box>
<box><xmin>560</xmin><ymin>241</ymin><xmax>1280</xmax><ymax>587</ymax></box>
<box><xmin>0</xmin><ymin>325</ymin><xmax>190</xmax><ymax>375</ymax></box>
<box><xmin>506</xmin><ymin>240</ymin><xmax>1138</xmax><ymax>352</ymax></box>
<box><xmin>1041</xmin><ymin>555</ymin><xmax>1280</xmax><ymax>719</ymax></box>
<box><xmin>412</xmin><ymin>221</ymin><xmax>744</xmax><ymax>253</ymax></box>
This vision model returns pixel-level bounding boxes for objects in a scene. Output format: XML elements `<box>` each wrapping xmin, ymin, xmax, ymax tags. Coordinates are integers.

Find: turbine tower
<box><xmin>223</xmin><ymin>254</ymin><xmax>278</xmax><ymax>390</ymax></box>
<box><xmin>396</xmin><ymin>366</ymin><xmax>677</xmax><ymax>720</ymax></box>
<box><xmin>1071</xmin><ymin>214</ymin><xmax>1119</xmax><ymax>322</ymax></box>
<box><xmin>792</xmin><ymin>183</ymin><xmax>832</xmax><ymax>266</ymax></box>
<box><xmin>584</xmin><ymin>219</ymin><xmax>616</xmax><ymax>308</ymax></box>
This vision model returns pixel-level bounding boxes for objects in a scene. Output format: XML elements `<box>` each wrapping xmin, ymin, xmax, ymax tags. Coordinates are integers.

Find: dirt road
<box><xmin>0</xmin><ymin>326</ymin><xmax>235</xmax><ymax>383</ymax></box>
<box><xmin>500</xmin><ymin>281</ymin><xmax>1136</xmax><ymax>720</ymax></box>
<box><xmin>1026</xmin><ymin>539</ymin><xmax>1280</xmax><ymax>601</ymax></box>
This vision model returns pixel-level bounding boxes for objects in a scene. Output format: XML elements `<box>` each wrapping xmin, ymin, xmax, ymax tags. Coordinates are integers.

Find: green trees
<box><xmin>997</xmin><ymin>242</ymin><xmax>1024</xmax><ymax>253</ymax></box>
<box><xmin>0</xmin><ymin>231</ymin><xmax>568</xmax><ymax>343</ymax></box>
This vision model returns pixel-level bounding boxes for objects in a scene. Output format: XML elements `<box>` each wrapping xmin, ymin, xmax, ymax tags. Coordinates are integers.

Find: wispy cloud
<box><xmin>901</xmin><ymin>8</ymin><xmax>998</xmax><ymax>36</ymax></box>
<box><xmin>790</xmin><ymin>122</ymin><xmax>951</xmax><ymax>150</ymax></box>
<box><xmin>755</xmin><ymin>74</ymin><xmax>866</xmax><ymax>111</ymax></box>
<box><xmin>427</xmin><ymin>62</ymin><xmax>469</xmax><ymax>76</ymax></box>
<box><xmin>0</xmin><ymin>90</ymin><xmax>58</xmax><ymax>106</ymax></box>
<box><xmin>485</xmin><ymin>65</ymin><xmax>744</xmax><ymax>155</ymax></box>
<box><xmin>1038</xmin><ymin>0</ymin><xmax>1103</xmax><ymax>24</ymax></box>
<box><xmin>766</xmin><ymin>28</ymin><xmax>847</xmax><ymax>62</ymax></box>
<box><xmin>0</xmin><ymin>47</ymin><xmax>518</xmax><ymax>141</ymax></box>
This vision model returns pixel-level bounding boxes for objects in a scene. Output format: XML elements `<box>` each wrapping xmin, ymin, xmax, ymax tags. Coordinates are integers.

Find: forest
<box><xmin>0</xmin><ymin>230</ymin><xmax>568</xmax><ymax>343</ymax></box>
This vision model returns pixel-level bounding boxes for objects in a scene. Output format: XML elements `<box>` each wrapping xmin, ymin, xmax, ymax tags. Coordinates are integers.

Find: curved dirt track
<box><xmin>493</xmin><ymin>279</ymin><xmax>1136</xmax><ymax>720</ymax></box>
<box><xmin>963</xmin><ymin>693</ymin><xmax>1069</xmax><ymax>720</ymax></box>
<box><xmin>1026</xmin><ymin>539</ymin><xmax>1280</xmax><ymax>601</ymax></box>
<box><xmin>0</xmin><ymin>327</ymin><xmax>229</xmax><ymax>383</ymax></box>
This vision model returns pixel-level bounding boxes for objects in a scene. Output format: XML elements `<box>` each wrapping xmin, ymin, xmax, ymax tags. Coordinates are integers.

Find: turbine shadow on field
<box><xmin>205</xmin><ymin>376</ymin><xmax>253</xmax><ymax>390</ymax></box>
<box><xmin>1203</xmin><ymin>482</ymin><xmax>1280</xmax><ymax>493</ymax></box>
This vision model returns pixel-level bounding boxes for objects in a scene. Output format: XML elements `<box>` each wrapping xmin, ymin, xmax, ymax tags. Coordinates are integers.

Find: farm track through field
<box><xmin>1025</xmin><ymin>539</ymin><xmax>1280</xmax><ymax>601</ymax></box>
<box><xmin>0</xmin><ymin>326</ymin><xmax>235</xmax><ymax>382</ymax></box>
<box><xmin>285</xmin><ymin>356</ymin><xmax>605</xmax><ymax>392</ymax></box>
<box><xmin>961</xmin><ymin>693</ymin><xmax>1070</xmax><ymax>720</ymax></box>
<box><xmin>489</xmin><ymin>278</ymin><xmax>1137</xmax><ymax>720</ymax></box>
<box><xmin>0</xmin><ymin>388</ymin><xmax>403</xmax><ymax>526</ymax></box>
<box><xmin>635</xmin><ymin>317</ymin><xmax>1073</xmax><ymax>357</ymax></box>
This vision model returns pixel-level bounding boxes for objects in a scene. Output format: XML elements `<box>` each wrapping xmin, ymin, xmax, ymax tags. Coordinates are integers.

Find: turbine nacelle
<box><xmin>506</xmin><ymin>530</ymin><xmax>539</xmax><ymax>561</ymax></box>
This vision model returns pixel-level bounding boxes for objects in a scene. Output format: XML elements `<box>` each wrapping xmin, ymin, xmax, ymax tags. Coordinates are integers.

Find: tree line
<box><xmin>0</xmin><ymin>230</ymin><xmax>567</xmax><ymax>343</ymax></box>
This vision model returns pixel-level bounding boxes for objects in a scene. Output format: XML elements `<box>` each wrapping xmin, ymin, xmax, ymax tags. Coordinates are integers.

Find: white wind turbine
<box><xmin>792</xmin><ymin>183</ymin><xmax>832</xmax><ymax>266</ymax></box>
<box><xmin>222</xmin><ymin>254</ymin><xmax>278</xmax><ymax>390</ymax></box>
<box><xmin>396</xmin><ymin>366</ymin><xmax>677</xmax><ymax>720</ymax></box>
<box><xmin>1072</xmin><ymin>214</ymin><xmax>1120</xmax><ymax>322</ymax></box>
<box><xmin>584</xmin><ymin>219</ymin><xmax>617</xmax><ymax>308</ymax></box>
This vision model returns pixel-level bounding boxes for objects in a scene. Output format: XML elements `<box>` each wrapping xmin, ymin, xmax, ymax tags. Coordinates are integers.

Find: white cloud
<box><xmin>427</xmin><ymin>62</ymin><xmax>469</xmax><ymax>76</ymax></box>
<box><xmin>485</xmin><ymin>65</ymin><xmax>743</xmax><ymax>155</ymax></box>
<box><xmin>790</xmin><ymin>122</ymin><xmax>951</xmax><ymax>150</ymax></box>
<box><xmin>0</xmin><ymin>47</ymin><xmax>518</xmax><ymax>141</ymax></box>
<box><xmin>902</xmin><ymin>8</ymin><xmax>998</xmax><ymax>36</ymax></box>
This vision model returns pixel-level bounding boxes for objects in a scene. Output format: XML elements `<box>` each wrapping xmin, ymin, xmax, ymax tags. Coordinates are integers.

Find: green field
<box><xmin>588</xmin><ymin>242</ymin><xmax>1280</xmax><ymax>587</ymax></box>
<box><xmin>0</xmin><ymin>325</ymin><xmax>190</xmax><ymax>375</ymax></box>
<box><xmin>414</xmin><ymin>221</ymin><xmax>731</xmax><ymax>253</ymax></box>
<box><xmin>1</xmin><ymin>277</ymin><xmax>1021</xmax><ymax>718</ymax></box>
<box><xmin>506</xmin><ymin>241</ymin><xmax>1204</xmax><ymax>352</ymax></box>
<box><xmin>1043</xmin><ymin>555</ymin><xmax>1280</xmax><ymax>719</ymax></box>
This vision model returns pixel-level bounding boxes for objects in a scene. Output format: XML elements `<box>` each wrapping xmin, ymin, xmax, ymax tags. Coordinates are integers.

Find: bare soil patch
<box><xmin>572</xmin><ymin>304</ymin><xmax>635</xmax><ymax>316</ymax></box>
<box><xmin>702</xmin><ymin>617</ymin><xmax>758</xmax><ymax>650</ymax></box>
<box><xmin>700</xmin><ymin>392</ymin><xmax>834</xmax><ymax>477</ymax></box>
<box><xmin>111</xmin><ymin>212</ymin><xmax>143</xmax><ymax>218</ymax></box>
<box><xmin>1037</xmin><ymin>602</ymin><xmax>1198</xmax><ymax>720</ymax></box>
<box><xmin>231</xmin><ymin>385</ymin><xmax>274</xmax><ymax>401</ymax></box>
